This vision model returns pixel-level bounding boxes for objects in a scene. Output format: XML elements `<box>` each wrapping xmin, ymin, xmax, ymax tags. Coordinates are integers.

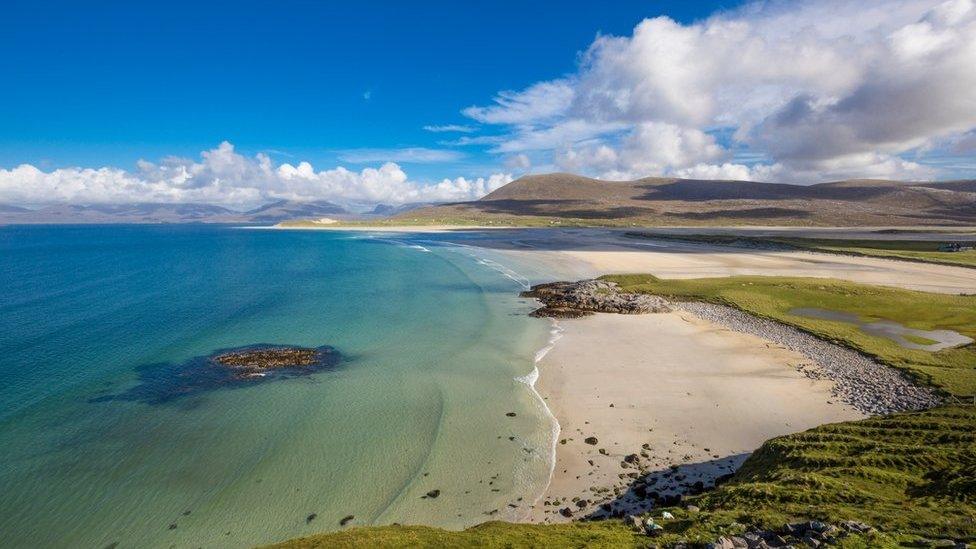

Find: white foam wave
<box><xmin>425</xmin><ymin>237</ymin><xmax>562</xmax><ymax>516</ymax></box>
<box><xmin>514</xmin><ymin>318</ymin><xmax>564</xmax><ymax>517</ymax></box>
<box><xmin>474</xmin><ymin>257</ymin><xmax>531</xmax><ymax>290</ymax></box>
<box><xmin>368</xmin><ymin>236</ymin><xmax>433</xmax><ymax>253</ymax></box>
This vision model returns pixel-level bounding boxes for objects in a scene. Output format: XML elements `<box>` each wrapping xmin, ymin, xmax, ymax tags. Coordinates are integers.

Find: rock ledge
<box><xmin>521</xmin><ymin>279</ymin><xmax>671</xmax><ymax>318</ymax></box>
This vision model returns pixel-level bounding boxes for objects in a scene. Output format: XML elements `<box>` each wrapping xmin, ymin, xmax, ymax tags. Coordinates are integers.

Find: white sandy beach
<box><xmin>525</xmin><ymin>311</ymin><xmax>864</xmax><ymax>522</ymax></box>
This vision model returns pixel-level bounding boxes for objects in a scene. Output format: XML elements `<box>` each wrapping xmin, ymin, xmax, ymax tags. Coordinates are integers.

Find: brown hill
<box><xmin>394</xmin><ymin>173</ymin><xmax>976</xmax><ymax>226</ymax></box>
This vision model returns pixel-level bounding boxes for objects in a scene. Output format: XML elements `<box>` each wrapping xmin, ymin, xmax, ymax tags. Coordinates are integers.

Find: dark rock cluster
<box><xmin>628</xmin><ymin>517</ymin><xmax>886</xmax><ymax>547</ymax></box>
<box><xmin>521</xmin><ymin>279</ymin><xmax>671</xmax><ymax>318</ymax></box>
<box><xmin>213</xmin><ymin>347</ymin><xmax>325</xmax><ymax>377</ymax></box>
<box><xmin>699</xmin><ymin>520</ymin><xmax>875</xmax><ymax>548</ymax></box>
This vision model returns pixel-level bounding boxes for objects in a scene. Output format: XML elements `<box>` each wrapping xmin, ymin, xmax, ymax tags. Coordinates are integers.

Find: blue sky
<box><xmin>1</xmin><ymin>0</ymin><xmax>975</xmax><ymax>208</ymax></box>
<box><xmin>0</xmin><ymin>0</ymin><xmax>733</xmax><ymax>176</ymax></box>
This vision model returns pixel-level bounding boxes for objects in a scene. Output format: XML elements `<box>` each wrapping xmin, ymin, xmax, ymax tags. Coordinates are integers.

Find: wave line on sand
<box><xmin>515</xmin><ymin>318</ymin><xmax>564</xmax><ymax>518</ymax></box>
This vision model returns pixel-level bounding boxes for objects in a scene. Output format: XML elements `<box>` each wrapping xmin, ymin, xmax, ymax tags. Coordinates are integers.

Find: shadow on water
<box><xmin>89</xmin><ymin>344</ymin><xmax>343</xmax><ymax>406</ymax></box>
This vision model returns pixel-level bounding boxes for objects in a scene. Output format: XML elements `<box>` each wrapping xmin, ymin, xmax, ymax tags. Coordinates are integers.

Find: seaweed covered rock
<box><xmin>521</xmin><ymin>279</ymin><xmax>671</xmax><ymax>318</ymax></box>
<box><xmin>213</xmin><ymin>347</ymin><xmax>325</xmax><ymax>376</ymax></box>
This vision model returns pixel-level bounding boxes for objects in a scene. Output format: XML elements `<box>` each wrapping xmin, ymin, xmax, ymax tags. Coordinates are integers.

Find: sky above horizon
<box><xmin>2</xmin><ymin>0</ymin><xmax>976</xmax><ymax>208</ymax></box>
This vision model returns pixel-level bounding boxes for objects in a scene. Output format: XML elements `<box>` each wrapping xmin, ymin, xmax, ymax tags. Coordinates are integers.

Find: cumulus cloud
<box><xmin>463</xmin><ymin>0</ymin><xmax>976</xmax><ymax>182</ymax></box>
<box><xmin>0</xmin><ymin>142</ymin><xmax>510</xmax><ymax>208</ymax></box>
<box><xmin>554</xmin><ymin>123</ymin><xmax>726</xmax><ymax>180</ymax></box>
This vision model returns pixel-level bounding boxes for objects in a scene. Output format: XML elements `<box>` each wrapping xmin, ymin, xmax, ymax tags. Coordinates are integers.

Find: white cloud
<box><xmin>553</xmin><ymin>122</ymin><xmax>726</xmax><ymax>180</ymax></box>
<box><xmin>463</xmin><ymin>0</ymin><xmax>976</xmax><ymax>182</ymax></box>
<box><xmin>0</xmin><ymin>142</ymin><xmax>510</xmax><ymax>208</ymax></box>
<box><xmin>504</xmin><ymin>153</ymin><xmax>532</xmax><ymax>171</ymax></box>
<box><xmin>464</xmin><ymin>80</ymin><xmax>576</xmax><ymax>125</ymax></box>
<box><xmin>336</xmin><ymin>147</ymin><xmax>464</xmax><ymax>164</ymax></box>
<box><xmin>423</xmin><ymin>124</ymin><xmax>476</xmax><ymax>133</ymax></box>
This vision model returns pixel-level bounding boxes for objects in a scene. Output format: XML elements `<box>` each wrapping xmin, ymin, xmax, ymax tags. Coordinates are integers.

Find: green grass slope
<box><xmin>603</xmin><ymin>275</ymin><xmax>976</xmax><ymax>397</ymax></box>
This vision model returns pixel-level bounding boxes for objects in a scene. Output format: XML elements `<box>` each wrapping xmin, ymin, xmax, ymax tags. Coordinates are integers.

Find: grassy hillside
<box><xmin>386</xmin><ymin>174</ymin><xmax>976</xmax><ymax>227</ymax></box>
<box><xmin>603</xmin><ymin>274</ymin><xmax>976</xmax><ymax>397</ymax></box>
<box><xmin>627</xmin><ymin>233</ymin><xmax>976</xmax><ymax>269</ymax></box>
<box><xmin>269</xmin><ymin>406</ymin><xmax>976</xmax><ymax>548</ymax></box>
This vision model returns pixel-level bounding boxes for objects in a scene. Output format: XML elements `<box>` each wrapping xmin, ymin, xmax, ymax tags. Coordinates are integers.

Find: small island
<box><xmin>90</xmin><ymin>344</ymin><xmax>342</xmax><ymax>405</ymax></box>
<box><xmin>213</xmin><ymin>347</ymin><xmax>327</xmax><ymax>377</ymax></box>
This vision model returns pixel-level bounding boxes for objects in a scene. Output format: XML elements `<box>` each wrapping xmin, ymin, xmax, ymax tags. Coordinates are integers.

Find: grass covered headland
<box><xmin>603</xmin><ymin>274</ymin><xmax>976</xmax><ymax>397</ymax></box>
<box><xmin>270</xmin><ymin>407</ymin><xmax>976</xmax><ymax>548</ymax></box>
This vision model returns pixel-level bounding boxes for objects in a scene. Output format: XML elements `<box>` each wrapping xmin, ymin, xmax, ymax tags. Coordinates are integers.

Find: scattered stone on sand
<box><xmin>521</xmin><ymin>279</ymin><xmax>671</xmax><ymax>318</ymax></box>
<box><xmin>584</xmin><ymin>436</ymin><xmax>599</xmax><ymax>445</ymax></box>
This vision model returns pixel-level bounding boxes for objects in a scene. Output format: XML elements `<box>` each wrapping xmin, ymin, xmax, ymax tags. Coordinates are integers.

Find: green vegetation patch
<box><xmin>269</xmin><ymin>520</ymin><xmax>645</xmax><ymax>548</ymax></box>
<box><xmin>268</xmin><ymin>407</ymin><xmax>976</xmax><ymax>548</ymax></box>
<box><xmin>698</xmin><ymin>405</ymin><xmax>976</xmax><ymax>541</ymax></box>
<box><xmin>603</xmin><ymin>274</ymin><xmax>976</xmax><ymax>396</ymax></box>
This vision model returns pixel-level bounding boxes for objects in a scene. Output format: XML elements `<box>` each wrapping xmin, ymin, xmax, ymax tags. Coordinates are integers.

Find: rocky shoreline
<box><xmin>520</xmin><ymin>279</ymin><xmax>672</xmax><ymax>318</ymax></box>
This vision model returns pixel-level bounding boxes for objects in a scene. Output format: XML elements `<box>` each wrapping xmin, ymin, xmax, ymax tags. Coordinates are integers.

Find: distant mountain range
<box><xmin>0</xmin><ymin>200</ymin><xmax>430</xmax><ymax>224</ymax></box>
<box><xmin>393</xmin><ymin>174</ymin><xmax>976</xmax><ymax>226</ymax></box>
<box><xmin>7</xmin><ymin>175</ymin><xmax>975</xmax><ymax>226</ymax></box>
<box><xmin>369</xmin><ymin>202</ymin><xmax>438</xmax><ymax>216</ymax></box>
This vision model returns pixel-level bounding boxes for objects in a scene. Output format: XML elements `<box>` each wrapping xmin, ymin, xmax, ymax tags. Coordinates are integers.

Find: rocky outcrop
<box><xmin>521</xmin><ymin>279</ymin><xmax>671</xmax><ymax>318</ymax></box>
<box><xmin>90</xmin><ymin>344</ymin><xmax>342</xmax><ymax>405</ymax></box>
<box><xmin>213</xmin><ymin>347</ymin><xmax>331</xmax><ymax>378</ymax></box>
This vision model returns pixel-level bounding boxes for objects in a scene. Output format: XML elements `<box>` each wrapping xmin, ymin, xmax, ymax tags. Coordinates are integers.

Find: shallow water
<box><xmin>788</xmin><ymin>307</ymin><xmax>973</xmax><ymax>351</ymax></box>
<box><xmin>0</xmin><ymin>225</ymin><xmax>557</xmax><ymax>547</ymax></box>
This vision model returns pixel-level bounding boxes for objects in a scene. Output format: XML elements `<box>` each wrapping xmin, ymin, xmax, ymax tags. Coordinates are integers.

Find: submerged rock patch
<box><xmin>90</xmin><ymin>344</ymin><xmax>342</xmax><ymax>405</ymax></box>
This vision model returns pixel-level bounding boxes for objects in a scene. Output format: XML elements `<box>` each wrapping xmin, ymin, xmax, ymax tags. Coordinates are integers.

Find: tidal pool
<box><xmin>789</xmin><ymin>307</ymin><xmax>973</xmax><ymax>351</ymax></box>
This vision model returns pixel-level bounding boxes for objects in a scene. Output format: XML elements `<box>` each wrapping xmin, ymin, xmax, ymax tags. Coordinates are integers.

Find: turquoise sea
<box><xmin>0</xmin><ymin>225</ymin><xmax>558</xmax><ymax>548</ymax></box>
